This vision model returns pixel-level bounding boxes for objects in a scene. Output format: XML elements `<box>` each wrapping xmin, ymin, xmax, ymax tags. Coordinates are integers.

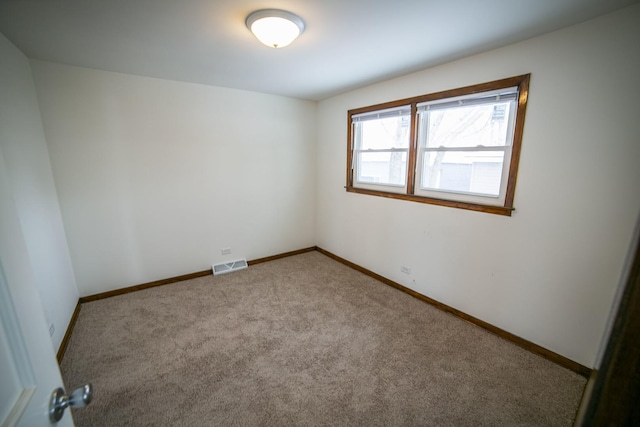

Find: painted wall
<box><xmin>0</xmin><ymin>34</ymin><xmax>79</xmax><ymax>351</ymax></box>
<box><xmin>316</xmin><ymin>5</ymin><xmax>640</xmax><ymax>367</ymax></box>
<box><xmin>31</xmin><ymin>62</ymin><xmax>317</xmax><ymax>297</ymax></box>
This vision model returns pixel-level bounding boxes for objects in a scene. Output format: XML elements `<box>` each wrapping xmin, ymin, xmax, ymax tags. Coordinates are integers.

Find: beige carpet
<box><xmin>61</xmin><ymin>251</ymin><xmax>586</xmax><ymax>426</ymax></box>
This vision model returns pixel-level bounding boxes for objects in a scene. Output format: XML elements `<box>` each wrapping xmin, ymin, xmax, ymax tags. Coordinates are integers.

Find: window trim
<box><xmin>346</xmin><ymin>74</ymin><xmax>530</xmax><ymax>216</ymax></box>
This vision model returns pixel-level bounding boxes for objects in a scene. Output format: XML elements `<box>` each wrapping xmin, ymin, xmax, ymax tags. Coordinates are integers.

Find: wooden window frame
<box><xmin>346</xmin><ymin>74</ymin><xmax>530</xmax><ymax>216</ymax></box>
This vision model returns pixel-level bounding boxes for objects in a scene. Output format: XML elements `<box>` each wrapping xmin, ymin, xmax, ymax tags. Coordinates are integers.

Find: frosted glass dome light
<box><xmin>246</xmin><ymin>9</ymin><xmax>305</xmax><ymax>48</ymax></box>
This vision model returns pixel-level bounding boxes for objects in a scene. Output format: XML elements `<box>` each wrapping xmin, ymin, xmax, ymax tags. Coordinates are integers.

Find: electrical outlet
<box><xmin>221</xmin><ymin>247</ymin><xmax>231</xmax><ymax>255</ymax></box>
<box><xmin>401</xmin><ymin>265</ymin><xmax>411</xmax><ymax>274</ymax></box>
<box><xmin>49</xmin><ymin>323</ymin><xmax>55</xmax><ymax>337</ymax></box>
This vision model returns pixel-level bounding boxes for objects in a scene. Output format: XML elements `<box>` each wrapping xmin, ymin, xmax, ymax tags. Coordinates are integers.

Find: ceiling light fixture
<box><xmin>245</xmin><ymin>9</ymin><xmax>305</xmax><ymax>48</ymax></box>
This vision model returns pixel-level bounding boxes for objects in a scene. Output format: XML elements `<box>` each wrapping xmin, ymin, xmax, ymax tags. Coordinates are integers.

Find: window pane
<box><xmin>357</xmin><ymin>151</ymin><xmax>407</xmax><ymax>186</ymax></box>
<box><xmin>421</xmin><ymin>151</ymin><xmax>505</xmax><ymax>196</ymax></box>
<box><xmin>423</xmin><ymin>102</ymin><xmax>512</xmax><ymax>149</ymax></box>
<box><xmin>357</xmin><ymin>115</ymin><xmax>410</xmax><ymax>150</ymax></box>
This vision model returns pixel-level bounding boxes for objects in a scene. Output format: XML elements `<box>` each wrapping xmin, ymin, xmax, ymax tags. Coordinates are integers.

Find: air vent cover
<box><xmin>212</xmin><ymin>259</ymin><xmax>248</xmax><ymax>275</ymax></box>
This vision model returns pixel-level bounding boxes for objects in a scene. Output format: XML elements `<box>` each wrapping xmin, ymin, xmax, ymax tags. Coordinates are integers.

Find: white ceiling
<box><xmin>0</xmin><ymin>0</ymin><xmax>637</xmax><ymax>101</ymax></box>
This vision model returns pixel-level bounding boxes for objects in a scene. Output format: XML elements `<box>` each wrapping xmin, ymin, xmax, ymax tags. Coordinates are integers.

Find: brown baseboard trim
<box><xmin>57</xmin><ymin>301</ymin><xmax>81</xmax><ymax>363</ymax></box>
<box><xmin>79</xmin><ymin>246</ymin><xmax>318</xmax><ymax>303</ymax></box>
<box><xmin>248</xmin><ymin>246</ymin><xmax>317</xmax><ymax>266</ymax></box>
<box><xmin>73</xmin><ymin>245</ymin><xmax>589</xmax><ymax>377</ymax></box>
<box><xmin>315</xmin><ymin>247</ymin><xmax>592</xmax><ymax>378</ymax></box>
<box><xmin>79</xmin><ymin>269</ymin><xmax>212</xmax><ymax>303</ymax></box>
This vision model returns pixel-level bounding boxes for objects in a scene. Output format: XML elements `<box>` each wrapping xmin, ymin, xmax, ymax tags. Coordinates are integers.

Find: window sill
<box><xmin>345</xmin><ymin>186</ymin><xmax>514</xmax><ymax>216</ymax></box>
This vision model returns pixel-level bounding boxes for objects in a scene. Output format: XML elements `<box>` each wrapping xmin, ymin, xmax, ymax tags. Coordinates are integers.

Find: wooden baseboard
<box><xmin>79</xmin><ymin>269</ymin><xmax>212</xmax><ymax>303</ymax></box>
<box><xmin>79</xmin><ymin>246</ymin><xmax>318</xmax><ymax>303</ymax></box>
<box><xmin>248</xmin><ymin>246</ymin><xmax>317</xmax><ymax>266</ymax></box>
<box><xmin>57</xmin><ymin>301</ymin><xmax>81</xmax><ymax>363</ymax></box>
<box><xmin>315</xmin><ymin>247</ymin><xmax>592</xmax><ymax>378</ymax></box>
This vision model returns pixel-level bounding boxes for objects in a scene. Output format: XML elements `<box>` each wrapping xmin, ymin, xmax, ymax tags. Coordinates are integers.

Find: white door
<box><xmin>0</xmin><ymin>156</ymin><xmax>75</xmax><ymax>427</ymax></box>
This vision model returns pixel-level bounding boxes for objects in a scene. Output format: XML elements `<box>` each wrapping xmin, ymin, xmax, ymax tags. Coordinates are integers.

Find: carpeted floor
<box><xmin>61</xmin><ymin>251</ymin><xmax>586</xmax><ymax>426</ymax></box>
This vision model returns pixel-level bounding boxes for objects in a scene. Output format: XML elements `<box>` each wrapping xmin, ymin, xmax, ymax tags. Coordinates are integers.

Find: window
<box><xmin>351</xmin><ymin>105</ymin><xmax>411</xmax><ymax>192</ymax></box>
<box><xmin>346</xmin><ymin>74</ymin><xmax>530</xmax><ymax>216</ymax></box>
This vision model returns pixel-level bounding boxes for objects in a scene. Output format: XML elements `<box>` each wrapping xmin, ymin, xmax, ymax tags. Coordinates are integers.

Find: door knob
<box><xmin>49</xmin><ymin>383</ymin><xmax>93</xmax><ymax>422</ymax></box>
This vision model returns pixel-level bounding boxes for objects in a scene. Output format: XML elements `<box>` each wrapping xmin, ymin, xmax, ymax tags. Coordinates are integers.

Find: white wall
<box><xmin>31</xmin><ymin>62</ymin><xmax>317</xmax><ymax>297</ymax></box>
<box><xmin>0</xmin><ymin>34</ymin><xmax>79</xmax><ymax>351</ymax></box>
<box><xmin>316</xmin><ymin>5</ymin><xmax>640</xmax><ymax>368</ymax></box>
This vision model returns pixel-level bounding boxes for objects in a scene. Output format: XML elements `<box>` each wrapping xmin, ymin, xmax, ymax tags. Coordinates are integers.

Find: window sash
<box><xmin>414</xmin><ymin>93</ymin><xmax>518</xmax><ymax>204</ymax></box>
<box><xmin>415</xmin><ymin>147</ymin><xmax>513</xmax><ymax>205</ymax></box>
<box><xmin>417</xmin><ymin>99</ymin><xmax>517</xmax><ymax>150</ymax></box>
<box><xmin>354</xmin><ymin>149</ymin><xmax>409</xmax><ymax>192</ymax></box>
<box><xmin>352</xmin><ymin>105</ymin><xmax>411</xmax><ymax>191</ymax></box>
